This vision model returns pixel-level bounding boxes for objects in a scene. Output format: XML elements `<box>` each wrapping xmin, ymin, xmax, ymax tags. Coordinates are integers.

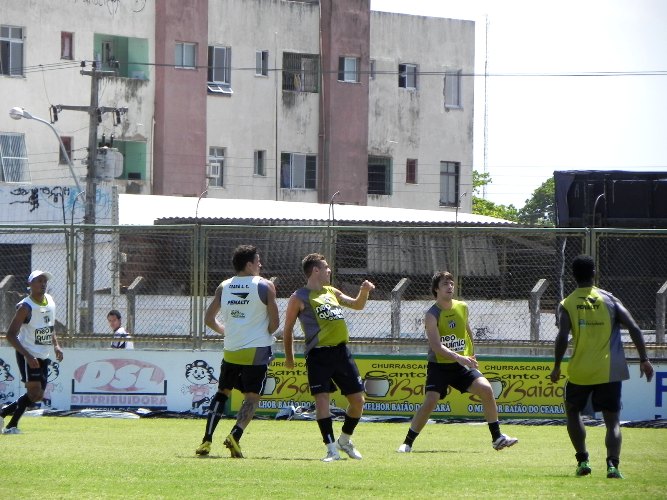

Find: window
<box><xmin>280</xmin><ymin>152</ymin><xmax>316</xmax><ymax>189</ymax></box>
<box><xmin>444</xmin><ymin>70</ymin><xmax>462</xmax><ymax>108</ymax></box>
<box><xmin>369</xmin><ymin>59</ymin><xmax>376</xmax><ymax>80</ymax></box>
<box><xmin>338</xmin><ymin>56</ymin><xmax>359</xmax><ymax>83</ymax></box>
<box><xmin>175</xmin><ymin>42</ymin><xmax>196</xmax><ymax>69</ymax></box>
<box><xmin>254</xmin><ymin>150</ymin><xmax>266</xmax><ymax>176</ymax></box>
<box><xmin>59</xmin><ymin>136</ymin><xmax>73</xmax><ymax>164</ymax></box>
<box><xmin>1</xmin><ymin>25</ymin><xmax>24</xmax><ymax>76</ymax></box>
<box><xmin>256</xmin><ymin>50</ymin><xmax>269</xmax><ymax>76</ymax></box>
<box><xmin>440</xmin><ymin>161</ymin><xmax>460</xmax><ymax>206</ymax></box>
<box><xmin>94</xmin><ymin>34</ymin><xmax>149</xmax><ymax>79</ymax></box>
<box><xmin>61</xmin><ymin>32</ymin><xmax>74</xmax><ymax>60</ymax></box>
<box><xmin>335</xmin><ymin>232</ymin><xmax>368</xmax><ymax>270</ymax></box>
<box><xmin>101</xmin><ymin>40</ymin><xmax>117</xmax><ymax>70</ymax></box>
<box><xmin>282</xmin><ymin>52</ymin><xmax>319</xmax><ymax>92</ymax></box>
<box><xmin>406</xmin><ymin>159</ymin><xmax>417</xmax><ymax>184</ymax></box>
<box><xmin>208</xmin><ymin>147</ymin><xmax>225</xmax><ymax>187</ymax></box>
<box><xmin>398</xmin><ymin>63</ymin><xmax>417</xmax><ymax>89</ymax></box>
<box><xmin>368</xmin><ymin>156</ymin><xmax>392</xmax><ymax>195</ymax></box>
<box><xmin>113</xmin><ymin>140</ymin><xmax>147</xmax><ymax>180</ymax></box>
<box><xmin>208</xmin><ymin>46</ymin><xmax>232</xmax><ymax>94</ymax></box>
<box><xmin>0</xmin><ymin>133</ymin><xmax>29</xmax><ymax>182</ymax></box>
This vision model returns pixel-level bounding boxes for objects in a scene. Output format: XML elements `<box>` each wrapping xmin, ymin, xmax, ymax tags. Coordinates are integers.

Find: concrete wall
<box><xmin>368</xmin><ymin>12</ymin><xmax>475</xmax><ymax>212</ymax></box>
<box><xmin>153</xmin><ymin>0</ymin><xmax>208</xmax><ymax>197</ymax></box>
<box><xmin>205</xmin><ymin>0</ymin><xmax>321</xmax><ymax>202</ymax></box>
<box><xmin>319</xmin><ymin>0</ymin><xmax>371</xmax><ymax>205</ymax></box>
<box><xmin>0</xmin><ymin>0</ymin><xmax>155</xmax><ymax>192</ymax></box>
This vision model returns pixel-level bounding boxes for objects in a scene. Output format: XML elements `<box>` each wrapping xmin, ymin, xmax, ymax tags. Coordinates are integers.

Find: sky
<box><xmin>370</xmin><ymin>0</ymin><xmax>667</xmax><ymax>208</ymax></box>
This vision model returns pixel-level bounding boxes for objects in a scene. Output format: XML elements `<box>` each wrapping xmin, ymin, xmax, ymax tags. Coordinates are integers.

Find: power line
<box><xmin>18</xmin><ymin>59</ymin><xmax>667</xmax><ymax>78</ymax></box>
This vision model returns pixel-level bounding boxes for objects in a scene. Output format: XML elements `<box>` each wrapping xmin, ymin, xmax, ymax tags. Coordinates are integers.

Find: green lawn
<box><xmin>2</xmin><ymin>416</ymin><xmax>666</xmax><ymax>499</ymax></box>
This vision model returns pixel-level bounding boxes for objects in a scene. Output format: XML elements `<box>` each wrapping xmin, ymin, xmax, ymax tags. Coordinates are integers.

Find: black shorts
<box><xmin>565</xmin><ymin>380</ymin><xmax>622</xmax><ymax>413</ymax></box>
<box><xmin>16</xmin><ymin>352</ymin><xmax>49</xmax><ymax>390</ymax></box>
<box><xmin>218</xmin><ymin>360</ymin><xmax>268</xmax><ymax>395</ymax></box>
<box><xmin>305</xmin><ymin>344</ymin><xmax>364</xmax><ymax>396</ymax></box>
<box><xmin>425</xmin><ymin>362</ymin><xmax>483</xmax><ymax>399</ymax></box>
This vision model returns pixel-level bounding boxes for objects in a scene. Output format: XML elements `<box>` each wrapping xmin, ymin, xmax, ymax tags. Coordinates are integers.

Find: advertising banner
<box><xmin>0</xmin><ymin>348</ymin><xmax>222</xmax><ymax>416</ymax></box>
<box><xmin>251</xmin><ymin>355</ymin><xmax>567</xmax><ymax>418</ymax></box>
<box><xmin>0</xmin><ymin>347</ymin><xmax>664</xmax><ymax>421</ymax></box>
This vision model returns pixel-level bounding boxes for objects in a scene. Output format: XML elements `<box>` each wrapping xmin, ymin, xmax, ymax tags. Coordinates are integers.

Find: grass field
<box><xmin>2</xmin><ymin>415</ymin><xmax>666</xmax><ymax>499</ymax></box>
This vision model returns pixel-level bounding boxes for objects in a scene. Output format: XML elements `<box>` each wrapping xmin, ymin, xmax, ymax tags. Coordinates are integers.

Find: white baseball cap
<box><xmin>28</xmin><ymin>270</ymin><xmax>54</xmax><ymax>283</ymax></box>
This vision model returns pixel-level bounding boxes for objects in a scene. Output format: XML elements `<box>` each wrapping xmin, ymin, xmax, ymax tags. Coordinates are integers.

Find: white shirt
<box><xmin>17</xmin><ymin>294</ymin><xmax>56</xmax><ymax>359</ymax></box>
<box><xmin>111</xmin><ymin>326</ymin><xmax>134</xmax><ymax>349</ymax></box>
<box><xmin>219</xmin><ymin>275</ymin><xmax>272</xmax><ymax>351</ymax></box>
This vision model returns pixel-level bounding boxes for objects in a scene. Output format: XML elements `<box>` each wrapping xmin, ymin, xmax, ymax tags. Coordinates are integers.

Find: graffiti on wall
<box><xmin>74</xmin><ymin>0</ymin><xmax>147</xmax><ymax>16</ymax></box>
<box><xmin>1</xmin><ymin>185</ymin><xmax>112</xmax><ymax>224</ymax></box>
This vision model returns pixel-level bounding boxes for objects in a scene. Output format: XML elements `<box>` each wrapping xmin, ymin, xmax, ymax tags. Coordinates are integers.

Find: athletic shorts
<box><xmin>16</xmin><ymin>352</ymin><xmax>49</xmax><ymax>390</ymax></box>
<box><xmin>565</xmin><ymin>380</ymin><xmax>622</xmax><ymax>413</ymax></box>
<box><xmin>218</xmin><ymin>359</ymin><xmax>268</xmax><ymax>395</ymax></box>
<box><xmin>425</xmin><ymin>361</ymin><xmax>483</xmax><ymax>399</ymax></box>
<box><xmin>305</xmin><ymin>343</ymin><xmax>364</xmax><ymax>396</ymax></box>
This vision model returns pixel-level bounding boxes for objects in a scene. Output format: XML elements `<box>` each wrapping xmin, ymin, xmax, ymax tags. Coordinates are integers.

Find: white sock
<box><xmin>338</xmin><ymin>433</ymin><xmax>351</xmax><ymax>445</ymax></box>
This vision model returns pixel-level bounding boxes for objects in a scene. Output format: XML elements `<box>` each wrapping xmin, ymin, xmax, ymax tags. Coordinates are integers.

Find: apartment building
<box><xmin>1</xmin><ymin>0</ymin><xmax>474</xmax><ymax>212</ymax></box>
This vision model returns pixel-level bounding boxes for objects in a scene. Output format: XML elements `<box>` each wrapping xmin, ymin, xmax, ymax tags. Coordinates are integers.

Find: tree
<box><xmin>471</xmin><ymin>170</ymin><xmax>519</xmax><ymax>222</ymax></box>
<box><xmin>517</xmin><ymin>178</ymin><xmax>555</xmax><ymax>226</ymax></box>
<box><xmin>471</xmin><ymin>171</ymin><xmax>556</xmax><ymax>226</ymax></box>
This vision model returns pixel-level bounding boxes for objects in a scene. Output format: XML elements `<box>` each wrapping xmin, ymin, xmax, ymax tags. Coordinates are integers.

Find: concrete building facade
<box><xmin>1</xmin><ymin>0</ymin><xmax>474</xmax><ymax>213</ymax></box>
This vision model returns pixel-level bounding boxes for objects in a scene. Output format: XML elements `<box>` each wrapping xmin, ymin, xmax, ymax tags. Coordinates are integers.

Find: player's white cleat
<box><xmin>397</xmin><ymin>443</ymin><xmax>412</xmax><ymax>453</ymax></box>
<box><xmin>322</xmin><ymin>443</ymin><xmax>341</xmax><ymax>462</ymax></box>
<box><xmin>337</xmin><ymin>439</ymin><xmax>362</xmax><ymax>459</ymax></box>
<box><xmin>492</xmin><ymin>434</ymin><xmax>518</xmax><ymax>450</ymax></box>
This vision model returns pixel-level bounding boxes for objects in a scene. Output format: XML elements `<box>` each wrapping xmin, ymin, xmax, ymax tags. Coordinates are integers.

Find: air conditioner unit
<box><xmin>207</xmin><ymin>162</ymin><xmax>221</xmax><ymax>178</ymax></box>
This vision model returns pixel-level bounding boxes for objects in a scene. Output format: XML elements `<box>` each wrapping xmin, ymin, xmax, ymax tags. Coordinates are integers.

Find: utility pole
<box><xmin>55</xmin><ymin>62</ymin><xmax>125</xmax><ymax>334</ymax></box>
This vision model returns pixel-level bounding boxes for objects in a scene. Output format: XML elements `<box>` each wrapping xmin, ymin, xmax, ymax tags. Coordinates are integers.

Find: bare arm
<box><xmin>335</xmin><ymin>280</ymin><xmax>375</xmax><ymax>310</ymax></box>
<box><xmin>282</xmin><ymin>294</ymin><xmax>303</xmax><ymax>370</ymax></box>
<box><xmin>550</xmin><ymin>305</ymin><xmax>571</xmax><ymax>383</ymax></box>
<box><xmin>204</xmin><ymin>286</ymin><xmax>225</xmax><ymax>336</ymax></box>
<box><xmin>51</xmin><ymin>330</ymin><xmax>64</xmax><ymax>362</ymax></box>
<box><xmin>465</xmin><ymin>320</ymin><xmax>475</xmax><ymax>357</ymax></box>
<box><xmin>425</xmin><ymin>312</ymin><xmax>478</xmax><ymax>369</ymax></box>
<box><xmin>265</xmin><ymin>280</ymin><xmax>280</xmax><ymax>334</ymax></box>
<box><xmin>615</xmin><ymin>298</ymin><xmax>654</xmax><ymax>382</ymax></box>
<box><xmin>6</xmin><ymin>304</ymin><xmax>40</xmax><ymax>369</ymax></box>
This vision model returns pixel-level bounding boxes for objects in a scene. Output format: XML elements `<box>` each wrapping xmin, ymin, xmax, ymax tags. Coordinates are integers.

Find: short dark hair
<box><xmin>572</xmin><ymin>254</ymin><xmax>595</xmax><ymax>284</ymax></box>
<box><xmin>302</xmin><ymin>253</ymin><xmax>326</xmax><ymax>277</ymax></box>
<box><xmin>107</xmin><ymin>309</ymin><xmax>121</xmax><ymax>320</ymax></box>
<box><xmin>232</xmin><ymin>245</ymin><xmax>258</xmax><ymax>272</ymax></box>
<box><xmin>431</xmin><ymin>271</ymin><xmax>455</xmax><ymax>297</ymax></box>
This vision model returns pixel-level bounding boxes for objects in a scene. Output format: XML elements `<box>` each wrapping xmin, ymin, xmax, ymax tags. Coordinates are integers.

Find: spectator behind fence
<box><xmin>108</xmin><ymin>310</ymin><xmax>134</xmax><ymax>349</ymax></box>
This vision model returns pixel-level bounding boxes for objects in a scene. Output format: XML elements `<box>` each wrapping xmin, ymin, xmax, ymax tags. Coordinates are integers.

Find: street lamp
<box><xmin>9</xmin><ymin>106</ymin><xmax>82</xmax><ymax>191</ymax></box>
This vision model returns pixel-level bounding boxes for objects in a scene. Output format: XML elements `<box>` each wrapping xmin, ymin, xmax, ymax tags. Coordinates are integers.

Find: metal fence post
<box><xmin>126</xmin><ymin>276</ymin><xmax>144</xmax><ymax>339</ymax></box>
<box><xmin>530</xmin><ymin>279</ymin><xmax>549</xmax><ymax>342</ymax></box>
<box><xmin>193</xmin><ymin>224</ymin><xmax>204</xmax><ymax>350</ymax></box>
<box><xmin>391</xmin><ymin>278</ymin><xmax>411</xmax><ymax>353</ymax></box>
<box><xmin>657</xmin><ymin>281</ymin><xmax>667</xmax><ymax>345</ymax></box>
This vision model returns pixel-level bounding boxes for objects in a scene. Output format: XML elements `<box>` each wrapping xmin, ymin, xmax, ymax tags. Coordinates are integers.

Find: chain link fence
<box><xmin>1</xmin><ymin>224</ymin><xmax>665</xmax><ymax>351</ymax></box>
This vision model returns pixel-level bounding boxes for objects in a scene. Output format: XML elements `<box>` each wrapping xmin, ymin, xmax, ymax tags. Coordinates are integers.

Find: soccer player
<box><xmin>550</xmin><ymin>254</ymin><xmax>654</xmax><ymax>478</ymax></box>
<box><xmin>1</xmin><ymin>270</ymin><xmax>63</xmax><ymax>434</ymax></box>
<box><xmin>194</xmin><ymin>245</ymin><xmax>279</xmax><ymax>458</ymax></box>
<box><xmin>283</xmin><ymin>253</ymin><xmax>375</xmax><ymax>462</ymax></box>
<box><xmin>108</xmin><ymin>309</ymin><xmax>134</xmax><ymax>349</ymax></box>
<box><xmin>397</xmin><ymin>271</ymin><xmax>518</xmax><ymax>453</ymax></box>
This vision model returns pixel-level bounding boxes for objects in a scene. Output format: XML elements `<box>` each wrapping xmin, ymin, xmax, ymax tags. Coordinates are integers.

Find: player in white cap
<box><xmin>1</xmin><ymin>270</ymin><xmax>63</xmax><ymax>434</ymax></box>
